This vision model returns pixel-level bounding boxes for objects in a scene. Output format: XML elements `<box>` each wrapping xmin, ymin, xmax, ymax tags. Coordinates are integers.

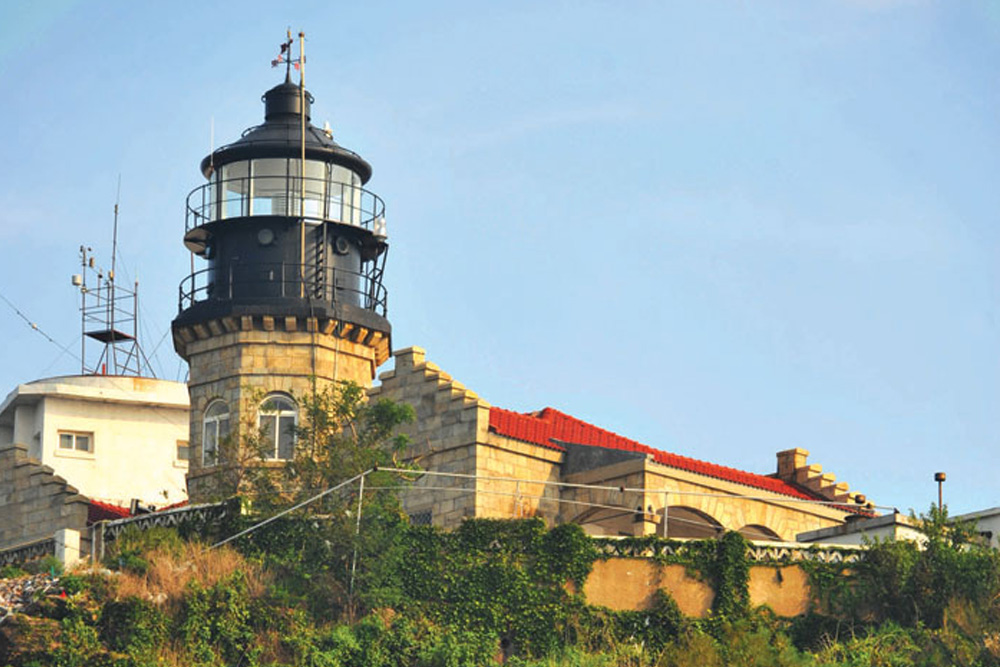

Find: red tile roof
<box><xmin>156</xmin><ymin>500</ymin><xmax>189</xmax><ymax>512</ymax></box>
<box><xmin>87</xmin><ymin>500</ymin><xmax>131</xmax><ymax>524</ymax></box>
<box><xmin>489</xmin><ymin>406</ymin><xmax>832</xmax><ymax>504</ymax></box>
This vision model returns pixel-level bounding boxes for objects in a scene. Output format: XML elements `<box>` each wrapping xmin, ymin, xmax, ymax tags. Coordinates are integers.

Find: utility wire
<box><xmin>211</xmin><ymin>471</ymin><xmax>368</xmax><ymax>549</ymax></box>
<box><xmin>0</xmin><ymin>290</ymin><xmax>81</xmax><ymax>363</ymax></box>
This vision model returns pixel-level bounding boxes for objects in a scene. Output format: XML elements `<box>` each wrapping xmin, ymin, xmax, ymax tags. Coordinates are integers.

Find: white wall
<box><xmin>1</xmin><ymin>375</ymin><xmax>190</xmax><ymax>507</ymax></box>
<box><xmin>955</xmin><ymin>509</ymin><xmax>1000</xmax><ymax>549</ymax></box>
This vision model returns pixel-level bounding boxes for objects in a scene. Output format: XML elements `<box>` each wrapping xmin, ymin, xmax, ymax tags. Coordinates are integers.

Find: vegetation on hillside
<box><xmin>2</xmin><ymin>383</ymin><xmax>999</xmax><ymax>666</ymax></box>
<box><xmin>2</xmin><ymin>510</ymin><xmax>999</xmax><ymax>667</ymax></box>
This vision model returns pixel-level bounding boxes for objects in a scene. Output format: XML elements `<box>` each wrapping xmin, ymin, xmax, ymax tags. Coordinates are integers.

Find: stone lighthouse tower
<box><xmin>172</xmin><ymin>68</ymin><xmax>391</xmax><ymax>500</ymax></box>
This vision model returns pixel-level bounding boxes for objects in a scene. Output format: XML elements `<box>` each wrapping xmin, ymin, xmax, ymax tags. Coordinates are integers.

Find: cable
<box><xmin>0</xmin><ymin>290</ymin><xmax>82</xmax><ymax>364</ymax></box>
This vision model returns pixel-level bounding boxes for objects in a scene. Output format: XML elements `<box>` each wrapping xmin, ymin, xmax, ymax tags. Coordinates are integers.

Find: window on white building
<box><xmin>58</xmin><ymin>431</ymin><xmax>93</xmax><ymax>453</ymax></box>
<box><xmin>258</xmin><ymin>394</ymin><xmax>297</xmax><ymax>460</ymax></box>
<box><xmin>203</xmin><ymin>400</ymin><xmax>230</xmax><ymax>466</ymax></box>
<box><xmin>177</xmin><ymin>440</ymin><xmax>190</xmax><ymax>462</ymax></box>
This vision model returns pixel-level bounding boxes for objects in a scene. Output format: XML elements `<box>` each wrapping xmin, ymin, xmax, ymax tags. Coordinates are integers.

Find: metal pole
<box><xmin>934</xmin><ymin>472</ymin><xmax>946</xmax><ymax>511</ymax></box>
<box><xmin>80</xmin><ymin>247</ymin><xmax>87</xmax><ymax>373</ymax></box>
<box><xmin>133</xmin><ymin>282</ymin><xmax>140</xmax><ymax>375</ymax></box>
<box><xmin>349</xmin><ymin>473</ymin><xmax>365</xmax><ymax>596</ymax></box>
<box><xmin>662</xmin><ymin>490</ymin><xmax>669</xmax><ymax>539</ymax></box>
<box><xmin>109</xmin><ymin>179</ymin><xmax>120</xmax><ymax>373</ymax></box>
<box><xmin>298</xmin><ymin>30</ymin><xmax>306</xmax><ymax>299</ymax></box>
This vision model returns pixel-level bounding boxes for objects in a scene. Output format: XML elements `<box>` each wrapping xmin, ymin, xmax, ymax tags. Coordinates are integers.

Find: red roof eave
<box><xmin>488</xmin><ymin>405</ymin><xmax>859</xmax><ymax>509</ymax></box>
<box><xmin>87</xmin><ymin>499</ymin><xmax>131</xmax><ymax>524</ymax></box>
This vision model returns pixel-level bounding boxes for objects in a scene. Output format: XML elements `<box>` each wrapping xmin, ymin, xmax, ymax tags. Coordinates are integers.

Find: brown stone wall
<box><xmin>583</xmin><ymin>558</ymin><xmax>816</xmax><ymax>618</ymax></box>
<box><xmin>371</xmin><ymin>347</ymin><xmax>490</xmax><ymax>527</ymax></box>
<box><xmin>564</xmin><ymin>462</ymin><xmax>847</xmax><ymax>542</ymax></box>
<box><xmin>560</xmin><ymin>465</ymin><xmax>651</xmax><ymax>537</ymax></box>
<box><xmin>475</xmin><ymin>436</ymin><xmax>563</xmax><ymax>522</ymax></box>
<box><xmin>643</xmin><ymin>466</ymin><xmax>846</xmax><ymax>541</ymax></box>
<box><xmin>0</xmin><ymin>443</ymin><xmax>90</xmax><ymax>554</ymax></box>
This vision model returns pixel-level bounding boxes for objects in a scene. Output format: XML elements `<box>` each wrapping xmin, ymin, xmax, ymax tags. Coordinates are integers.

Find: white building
<box><xmin>797</xmin><ymin>512</ymin><xmax>926</xmax><ymax>546</ymax></box>
<box><xmin>953</xmin><ymin>507</ymin><xmax>1000</xmax><ymax>549</ymax></box>
<box><xmin>0</xmin><ymin>375</ymin><xmax>190</xmax><ymax>507</ymax></box>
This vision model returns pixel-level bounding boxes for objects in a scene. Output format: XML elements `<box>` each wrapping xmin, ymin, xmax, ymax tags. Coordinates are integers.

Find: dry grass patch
<box><xmin>113</xmin><ymin>542</ymin><xmax>265</xmax><ymax>612</ymax></box>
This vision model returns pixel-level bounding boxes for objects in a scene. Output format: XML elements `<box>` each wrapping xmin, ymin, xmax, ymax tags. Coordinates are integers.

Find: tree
<box><xmin>853</xmin><ymin>505</ymin><xmax>1000</xmax><ymax>629</ymax></box>
<box><xmin>232</xmin><ymin>380</ymin><xmax>417</xmax><ymax>621</ymax></box>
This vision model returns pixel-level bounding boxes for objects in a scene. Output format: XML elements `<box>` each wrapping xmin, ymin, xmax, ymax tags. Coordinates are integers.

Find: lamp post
<box><xmin>934</xmin><ymin>472</ymin><xmax>946</xmax><ymax>512</ymax></box>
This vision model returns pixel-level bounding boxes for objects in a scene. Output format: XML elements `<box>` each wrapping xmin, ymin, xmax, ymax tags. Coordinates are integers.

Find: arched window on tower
<box><xmin>203</xmin><ymin>400</ymin><xmax>230</xmax><ymax>466</ymax></box>
<box><xmin>258</xmin><ymin>394</ymin><xmax>297</xmax><ymax>460</ymax></box>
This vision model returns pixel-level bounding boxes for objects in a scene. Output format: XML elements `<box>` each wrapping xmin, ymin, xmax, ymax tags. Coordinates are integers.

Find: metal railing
<box><xmin>178</xmin><ymin>261</ymin><xmax>388</xmax><ymax>315</ymax></box>
<box><xmin>0</xmin><ymin>537</ymin><xmax>56</xmax><ymax>567</ymax></box>
<box><xmin>186</xmin><ymin>176</ymin><xmax>385</xmax><ymax>234</ymax></box>
<box><xmin>592</xmin><ymin>537</ymin><xmax>863</xmax><ymax>563</ymax></box>
<box><xmin>98</xmin><ymin>500</ymin><xmax>237</xmax><ymax>547</ymax></box>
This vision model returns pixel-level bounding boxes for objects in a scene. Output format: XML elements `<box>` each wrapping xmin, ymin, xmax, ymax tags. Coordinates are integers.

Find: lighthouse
<box><xmin>172</xmin><ymin>57</ymin><xmax>391</xmax><ymax>499</ymax></box>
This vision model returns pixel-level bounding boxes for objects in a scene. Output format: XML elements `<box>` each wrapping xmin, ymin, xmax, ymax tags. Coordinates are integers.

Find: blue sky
<box><xmin>1</xmin><ymin>1</ymin><xmax>998</xmax><ymax>516</ymax></box>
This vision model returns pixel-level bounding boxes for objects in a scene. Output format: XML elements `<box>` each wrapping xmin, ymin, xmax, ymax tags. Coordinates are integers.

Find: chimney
<box><xmin>776</xmin><ymin>448</ymin><xmax>809</xmax><ymax>481</ymax></box>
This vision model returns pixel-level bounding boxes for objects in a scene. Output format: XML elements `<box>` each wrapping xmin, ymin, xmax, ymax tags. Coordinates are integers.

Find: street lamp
<box><xmin>934</xmin><ymin>472</ymin><xmax>946</xmax><ymax>512</ymax></box>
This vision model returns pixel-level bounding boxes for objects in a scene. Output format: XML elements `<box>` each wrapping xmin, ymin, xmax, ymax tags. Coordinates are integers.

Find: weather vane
<box><xmin>271</xmin><ymin>29</ymin><xmax>305</xmax><ymax>81</ymax></box>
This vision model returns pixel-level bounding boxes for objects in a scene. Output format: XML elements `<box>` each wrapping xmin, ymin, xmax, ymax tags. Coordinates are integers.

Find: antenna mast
<box><xmin>74</xmin><ymin>185</ymin><xmax>155</xmax><ymax>377</ymax></box>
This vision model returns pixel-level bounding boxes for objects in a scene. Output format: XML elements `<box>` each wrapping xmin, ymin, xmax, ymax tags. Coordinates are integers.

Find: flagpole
<box><xmin>298</xmin><ymin>31</ymin><xmax>307</xmax><ymax>299</ymax></box>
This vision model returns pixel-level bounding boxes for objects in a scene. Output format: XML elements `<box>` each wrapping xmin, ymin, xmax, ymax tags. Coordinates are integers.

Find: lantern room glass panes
<box><xmin>203</xmin><ymin>159</ymin><xmax>365</xmax><ymax>225</ymax></box>
<box><xmin>252</xmin><ymin>158</ymin><xmax>289</xmax><ymax>216</ymax></box>
<box><xmin>329</xmin><ymin>165</ymin><xmax>361</xmax><ymax>225</ymax></box>
<box><xmin>289</xmin><ymin>159</ymin><xmax>327</xmax><ymax>218</ymax></box>
<box><xmin>220</xmin><ymin>161</ymin><xmax>250</xmax><ymax>219</ymax></box>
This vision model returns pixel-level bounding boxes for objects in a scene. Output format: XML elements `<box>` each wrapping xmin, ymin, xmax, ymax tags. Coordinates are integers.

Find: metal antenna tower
<box><xmin>72</xmin><ymin>186</ymin><xmax>155</xmax><ymax>377</ymax></box>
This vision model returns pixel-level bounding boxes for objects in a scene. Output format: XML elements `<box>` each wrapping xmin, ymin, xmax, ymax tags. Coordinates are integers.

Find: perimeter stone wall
<box><xmin>0</xmin><ymin>443</ymin><xmax>90</xmax><ymax>555</ymax></box>
<box><xmin>584</xmin><ymin>559</ymin><xmax>813</xmax><ymax>617</ymax></box>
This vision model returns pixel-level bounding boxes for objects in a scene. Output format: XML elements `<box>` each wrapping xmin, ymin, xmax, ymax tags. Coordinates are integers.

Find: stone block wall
<box><xmin>475</xmin><ymin>436</ymin><xmax>563</xmax><ymax>522</ymax></box>
<box><xmin>371</xmin><ymin>347</ymin><xmax>490</xmax><ymax>527</ymax></box>
<box><xmin>0</xmin><ymin>443</ymin><xmax>90</xmax><ymax>555</ymax></box>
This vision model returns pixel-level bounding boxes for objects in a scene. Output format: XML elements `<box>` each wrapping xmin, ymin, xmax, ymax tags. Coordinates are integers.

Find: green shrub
<box><xmin>100</xmin><ymin>597</ymin><xmax>168</xmax><ymax>658</ymax></box>
<box><xmin>58</xmin><ymin>574</ymin><xmax>87</xmax><ymax>596</ymax></box>
<box><xmin>24</xmin><ymin>555</ymin><xmax>63</xmax><ymax>576</ymax></box>
<box><xmin>1</xmin><ymin>564</ymin><xmax>28</xmax><ymax>579</ymax></box>
<box><xmin>104</xmin><ymin>526</ymin><xmax>185</xmax><ymax>574</ymax></box>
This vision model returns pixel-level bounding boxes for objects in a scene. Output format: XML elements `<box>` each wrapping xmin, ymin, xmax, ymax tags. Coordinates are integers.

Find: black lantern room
<box><xmin>173</xmin><ymin>74</ymin><xmax>389</xmax><ymax>335</ymax></box>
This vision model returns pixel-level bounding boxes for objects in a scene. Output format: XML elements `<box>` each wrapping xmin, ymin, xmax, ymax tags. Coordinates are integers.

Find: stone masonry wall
<box><xmin>0</xmin><ymin>443</ymin><xmax>90</xmax><ymax>554</ymax></box>
<box><xmin>564</xmin><ymin>460</ymin><xmax>848</xmax><ymax>541</ymax></box>
<box><xmin>476</xmin><ymin>435</ymin><xmax>564</xmax><ymax>523</ymax></box>
<box><xmin>371</xmin><ymin>347</ymin><xmax>491</xmax><ymax>527</ymax></box>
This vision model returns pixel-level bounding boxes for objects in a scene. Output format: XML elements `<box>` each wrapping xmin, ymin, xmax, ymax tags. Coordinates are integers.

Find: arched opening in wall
<box><xmin>738</xmin><ymin>524</ymin><xmax>782</xmax><ymax>542</ymax></box>
<box><xmin>665</xmin><ymin>506</ymin><xmax>724</xmax><ymax>539</ymax></box>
